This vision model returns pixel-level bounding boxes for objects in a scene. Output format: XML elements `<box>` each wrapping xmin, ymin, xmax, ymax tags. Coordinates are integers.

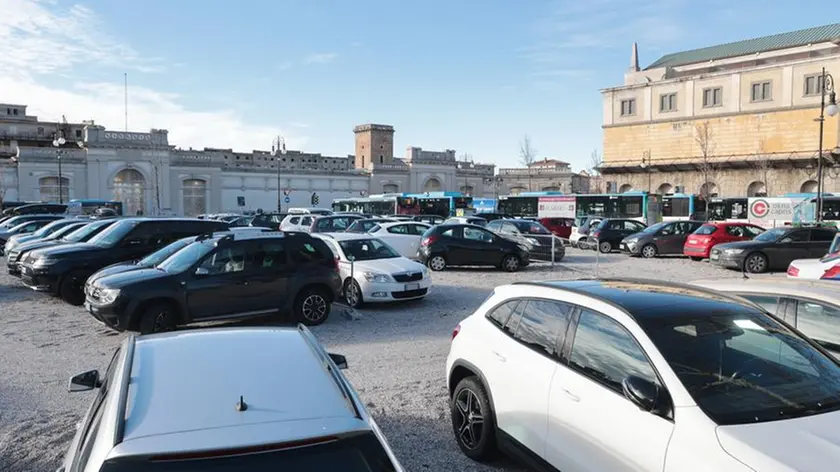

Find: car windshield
<box><xmin>694</xmin><ymin>225</ymin><xmax>717</xmax><ymax>235</ymax></box>
<box><xmin>47</xmin><ymin>223</ymin><xmax>85</xmax><ymax>240</ymax></box>
<box><xmin>339</xmin><ymin>238</ymin><xmax>400</xmax><ymax>261</ymax></box>
<box><xmin>157</xmin><ymin>241</ymin><xmax>216</xmax><ymax>273</ymax></box>
<box><xmin>754</xmin><ymin>228</ymin><xmax>786</xmax><ymax>242</ymax></box>
<box><xmin>31</xmin><ymin>221</ymin><xmax>64</xmax><ymax>237</ymax></box>
<box><xmin>139</xmin><ymin>238</ymin><xmax>195</xmax><ymax>267</ymax></box>
<box><xmin>511</xmin><ymin>221</ymin><xmax>550</xmax><ymax>234</ymax></box>
<box><xmin>87</xmin><ymin>220</ymin><xmax>138</xmax><ymax>247</ymax></box>
<box><xmin>62</xmin><ymin>221</ymin><xmax>110</xmax><ymax>242</ymax></box>
<box><xmin>0</xmin><ymin>217</ymin><xmax>25</xmax><ymax>229</ymax></box>
<box><xmin>639</xmin><ymin>309</ymin><xmax>840</xmax><ymax>425</ymax></box>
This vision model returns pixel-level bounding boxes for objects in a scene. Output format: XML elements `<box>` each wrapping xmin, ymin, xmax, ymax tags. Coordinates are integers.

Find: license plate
<box><xmin>711</xmin><ymin>253</ymin><xmax>719</xmax><ymax>260</ymax></box>
<box><xmin>404</xmin><ymin>283</ymin><xmax>420</xmax><ymax>291</ymax></box>
<box><xmin>688</xmin><ymin>239</ymin><xmax>697</xmax><ymax>244</ymax></box>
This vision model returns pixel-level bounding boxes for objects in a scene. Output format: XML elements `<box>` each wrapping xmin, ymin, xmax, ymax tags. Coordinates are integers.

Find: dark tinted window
<box><xmin>744</xmin><ymin>225</ymin><xmax>765</xmax><ymax>237</ymax></box>
<box><xmin>250</xmin><ymin>241</ymin><xmax>287</xmax><ymax>270</ymax></box>
<box><xmin>290</xmin><ymin>239</ymin><xmax>329</xmax><ymax>264</ymax></box>
<box><xmin>811</xmin><ymin>229</ymin><xmax>836</xmax><ymax>242</ymax></box>
<box><xmin>486</xmin><ymin>300</ymin><xmax>519</xmax><ymax>328</ymax></box>
<box><xmin>387</xmin><ymin>224</ymin><xmax>409</xmax><ymax>234</ymax></box>
<box><xmin>569</xmin><ymin>310</ymin><xmax>659</xmax><ymax>393</ymax></box>
<box><xmin>514</xmin><ymin>300</ymin><xmax>573</xmax><ymax>357</ymax></box>
<box><xmin>198</xmin><ymin>243</ymin><xmax>247</xmax><ymax>275</ymax></box>
<box><xmin>694</xmin><ymin>225</ymin><xmax>717</xmax><ymax>235</ymax></box>
<box><xmin>725</xmin><ymin>225</ymin><xmax>747</xmax><ymax>237</ymax></box>
<box><xmin>782</xmin><ymin>230</ymin><xmax>809</xmax><ymax>242</ymax></box>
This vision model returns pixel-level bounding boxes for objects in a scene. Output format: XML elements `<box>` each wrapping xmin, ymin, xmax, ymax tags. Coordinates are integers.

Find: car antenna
<box><xmin>235</xmin><ymin>395</ymin><xmax>248</xmax><ymax>411</ymax></box>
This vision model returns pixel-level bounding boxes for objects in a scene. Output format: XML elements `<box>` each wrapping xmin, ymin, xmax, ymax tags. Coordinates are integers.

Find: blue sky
<box><xmin>0</xmin><ymin>0</ymin><xmax>835</xmax><ymax>171</ymax></box>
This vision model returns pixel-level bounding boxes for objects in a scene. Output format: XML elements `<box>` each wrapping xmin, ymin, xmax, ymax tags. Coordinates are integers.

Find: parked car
<box><xmin>710</xmin><ymin>226</ymin><xmax>836</xmax><ymax>273</ymax></box>
<box><xmin>310</xmin><ymin>214</ymin><xmax>366</xmax><ymax>233</ymax></box>
<box><xmin>346</xmin><ymin>218</ymin><xmax>397</xmax><ymax>233</ymax></box>
<box><xmin>691</xmin><ymin>277</ymin><xmax>840</xmax><ymax>357</ymax></box>
<box><xmin>6</xmin><ymin>219</ymin><xmax>119</xmax><ymax>276</ymax></box>
<box><xmin>417</xmin><ymin>224</ymin><xmax>530</xmax><ymax>272</ymax></box>
<box><xmin>683</xmin><ymin>222</ymin><xmax>766</xmax><ymax>261</ymax></box>
<box><xmin>18</xmin><ymin>218</ymin><xmax>229</xmax><ymax>305</ymax></box>
<box><xmin>279</xmin><ymin>213</ymin><xmax>316</xmax><ymax>232</ymax></box>
<box><xmin>446</xmin><ymin>277</ymin><xmax>840</xmax><ymax>471</ymax></box>
<box><xmin>317</xmin><ymin>233</ymin><xmax>431</xmax><ymax>308</ymax></box>
<box><xmin>227</xmin><ymin>215</ymin><xmax>254</xmax><ymax>227</ymax></box>
<box><xmin>787</xmin><ymin>251</ymin><xmax>840</xmax><ymax>280</ymax></box>
<box><xmin>4</xmin><ymin>218</ymin><xmax>81</xmax><ymax>253</ymax></box>
<box><xmin>0</xmin><ymin>202</ymin><xmax>66</xmax><ymax>218</ymax></box>
<box><xmin>0</xmin><ymin>214</ymin><xmax>65</xmax><ymax>249</ymax></box>
<box><xmin>0</xmin><ymin>216</ymin><xmax>65</xmax><ymax>251</ymax></box>
<box><xmin>386</xmin><ymin>214</ymin><xmax>415</xmax><ymax>221</ymax></box>
<box><xmin>85</xmin><ymin>231</ymin><xmax>341</xmax><ymax>333</ymax></box>
<box><xmin>367</xmin><ymin>221</ymin><xmax>432</xmax><ymax>259</ymax></box>
<box><xmin>620</xmin><ymin>220</ymin><xmax>704</xmax><ymax>258</ymax></box>
<box><xmin>485</xmin><ymin>218</ymin><xmax>565</xmax><ymax>262</ymax></box>
<box><xmin>250</xmin><ymin>212</ymin><xmax>287</xmax><ymax>230</ymax></box>
<box><xmin>444</xmin><ymin>216</ymin><xmax>488</xmax><ymax>227</ymax></box>
<box><xmin>473</xmin><ymin>212</ymin><xmax>512</xmax><ymax>222</ymax></box>
<box><xmin>59</xmin><ymin>326</ymin><xmax>404</xmax><ymax>471</ymax></box>
<box><xmin>569</xmin><ymin>215</ymin><xmax>602</xmax><ymax>248</ymax></box>
<box><xmin>590</xmin><ymin>218</ymin><xmax>647</xmax><ymax>253</ymax></box>
<box><xmin>538</xmin><ymin>217</ymin><xmax>575</xmax><ymax>239</ymax></box>
<box><xmin>413</xmin><ymin>214</ymin><xmax>447</xmax><ymax>225</ymax></box>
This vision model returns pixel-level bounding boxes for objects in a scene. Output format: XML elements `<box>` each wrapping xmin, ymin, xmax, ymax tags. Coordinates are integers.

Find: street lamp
<box><xmin>273</xmin><ymin>135</ymin><xmax>286</xmax><ymax>212</ymax></box>
<box><xmin>457</xmin><ymin>160</ymin><xmax>475</xmax><ymax>195</ymax></box>
<box><xmin>815</xmin><ymin>67</ymin><xmax>838</xmax><ymax>222</ymax></box>
<box><xmin>52</xmin><ymin>132</ymin><xmax>66</xmax><ymax>204</ymax></box>
<box><xmin>483</xmin><ymin>176</ymin><xmax>504</xmax><ymax>199</ymax></box>
<box><xmin>640</xmin><ymin>150</ymin><xmax>652</xmax><ymax>193</ymax></box>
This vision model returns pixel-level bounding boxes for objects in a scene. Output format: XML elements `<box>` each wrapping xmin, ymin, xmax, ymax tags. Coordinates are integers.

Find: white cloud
<box><xmin>276</xmin><ymin>61</ymin><xmax>293</xmax><ymax>71</ymax></box>
<box><xmin>304</xmin><ymin>53</ymin><xmax>337</xmax><ymax>64</ymax></box>
<box><xmin>0</xmin><ymin>0</ymin><xmax>308</xmax><ymax>152</ymax></box>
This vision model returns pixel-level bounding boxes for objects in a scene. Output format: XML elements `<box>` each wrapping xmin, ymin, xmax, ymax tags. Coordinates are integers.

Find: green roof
<box><xmin>645</xmin><ymin>23</ymin><xmax>840</xmax><ymax>70</ymax></box>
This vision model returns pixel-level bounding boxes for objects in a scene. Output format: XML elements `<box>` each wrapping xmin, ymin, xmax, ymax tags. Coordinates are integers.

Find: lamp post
<box><xmin>273</xmin><ymin>135</ymin><xmax>286</xmax><ymax>212</ymax></box>
<box><xmin>483</xmin><ymin>176</ymin><xmax>504</xmax><ymax>200</ymax></box>
<box><xmin>816</xmin><ymin>68</ymin><xmax>839</xmax><ymax>222</ymax></box>
<box><xmin>457</xmin><ymin>160</ymin><xmax>475</xmax><ymax>195</ymax></box>
<box><xmin>52</xmin><ymin>131</ymin><xmax>66</xmax><ymax>204</ymax></box>
<box><xmin>640</xmin><ymin>150</ymin><xmax>652</xmax><ymax>193</ymax></box>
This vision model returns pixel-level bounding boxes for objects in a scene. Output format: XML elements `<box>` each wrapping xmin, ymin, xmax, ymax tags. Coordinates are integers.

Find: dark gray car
<box><xmin>620</xmin><ymin>220</ymin><xmax>704</xmax><ymax>258</ymax></box>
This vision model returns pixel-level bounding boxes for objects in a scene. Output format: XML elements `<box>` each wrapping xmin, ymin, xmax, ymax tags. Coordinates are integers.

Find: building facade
<box><xmin>497</xmin><ymin>158</ymin><xmax>591</xmax><ymax>195</ymax></box>
<box><xmin>600</xmin><ymin>23</ymin><xmax>840</xmax><ymax>198</ymax></box>
<box><xmin>0</xmin><ymin>106</ymin><xmax>497</xmax><ymax>215</ymax></box>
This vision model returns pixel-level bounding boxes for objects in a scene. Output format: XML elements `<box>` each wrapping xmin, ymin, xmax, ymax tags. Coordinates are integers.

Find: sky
<box><xmin>0</xmin><ymin>0</ymin><xmax>835</xmax><ymax>172</ymax></box>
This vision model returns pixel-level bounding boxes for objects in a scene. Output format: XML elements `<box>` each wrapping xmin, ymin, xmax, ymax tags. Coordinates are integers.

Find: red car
<box><xmin>683</xmin><ymin>222</ymin><xmax>765</xmax><ymax>260</ymax></box>
<box><xmin>538</xmin><ymin>217</ymin><xmax>574</xmax><ymax>239</ymax></box>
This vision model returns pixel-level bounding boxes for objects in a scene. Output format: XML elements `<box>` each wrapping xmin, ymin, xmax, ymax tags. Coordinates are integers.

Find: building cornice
<box><xmin>602</xmin><ymin>103</ymin><xmax>822</xmax><ymax>129</ymax></box>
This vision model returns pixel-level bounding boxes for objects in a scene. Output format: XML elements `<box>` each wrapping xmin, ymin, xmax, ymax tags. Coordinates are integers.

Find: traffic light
<box><xmin>311</xmin><ymin>192</ymin><xmax>319</xmax><ymax>206</ymax></box>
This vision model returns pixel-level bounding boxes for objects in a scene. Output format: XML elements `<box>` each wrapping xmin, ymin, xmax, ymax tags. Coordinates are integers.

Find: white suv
<box><xmin>446</xmin><ymin>278</ymin><xmax>840</xmax><ymax>472</ymax></box>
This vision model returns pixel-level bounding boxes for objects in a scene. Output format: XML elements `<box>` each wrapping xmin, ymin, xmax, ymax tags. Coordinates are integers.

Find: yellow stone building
<box><xmin>600</xmin><ymin>23</ymin><xmax>840</xmax><ymax>198</ymax></box>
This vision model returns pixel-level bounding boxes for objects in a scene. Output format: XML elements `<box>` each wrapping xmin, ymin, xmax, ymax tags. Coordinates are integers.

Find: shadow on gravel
<box><xmin>0</xmin><ymin>283</ymin><xmax>48</xmax><ymax>304</ymax></box>
<box><xmin>0</xmin><ymin>410</ymin><xmax>78</xmax><ymax>472</ymax></box>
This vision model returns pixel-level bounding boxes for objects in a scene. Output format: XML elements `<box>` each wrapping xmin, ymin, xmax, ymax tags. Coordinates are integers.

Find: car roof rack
<box><xmin>113</xmin><ymin>333</ymin><xmax>137</xmax><ymax>446</ymax></box>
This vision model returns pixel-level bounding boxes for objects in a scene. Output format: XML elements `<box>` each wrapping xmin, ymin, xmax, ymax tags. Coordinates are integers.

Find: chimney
<box><xmin>629</xmin><ymin>42</ymin><xmax>640</xmax><ymax>72</ymax></box>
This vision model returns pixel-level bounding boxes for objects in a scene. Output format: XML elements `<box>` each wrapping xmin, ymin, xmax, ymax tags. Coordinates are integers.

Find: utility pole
<box><xmin>151</xmin><ymin>131</ymin><xmax>161</xmax><ymax>215</ymax></box>
<box><xmin>273</xmin><ymin>135</ymin><xmax>286</xmax><ymax>212</ymax></box>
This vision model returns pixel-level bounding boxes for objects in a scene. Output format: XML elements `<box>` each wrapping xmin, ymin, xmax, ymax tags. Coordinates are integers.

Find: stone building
<box><xmin>496</xmin><ymin>158</ymin><xmax>590</xmax><ymax>195</ymax></box>
<box><xmin>600</xmin><ymin>23</ymin><xmax>840</xmax><ymax>198</ymax></box>
<box><xmin>0</xmin><ymin>105</ymin><xmax>497</xmax><ymax>215</ymax></box>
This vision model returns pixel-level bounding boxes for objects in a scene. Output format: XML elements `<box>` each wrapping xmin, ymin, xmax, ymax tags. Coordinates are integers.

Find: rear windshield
<box><xmin>100</xmin><ymin>432</ymin><xmax>398</xmax><ymax>472</ymax></box>
<box><xmin>694</xmin><ymin>225</ymin><xmax>717</xmax><ymax>235</ymax></box>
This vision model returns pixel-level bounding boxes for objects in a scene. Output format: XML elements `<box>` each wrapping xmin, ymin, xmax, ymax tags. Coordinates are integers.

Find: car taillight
<box><xmin>452</xmin><ymin>324</ymin><xmax>460</xmax><ymax>340</ymax></box>
<box><xmin>821</xmin><ymin>264</ymin><xmax>840</xmax><ymax>279</ymax></box>
<box><xmin>421</xmin><ymin>235</ymin><xmax>439</xmax><ymax>247</ymax></box>
<box><xmin>787</xmin><ymin>265</ymin><xmax>800</xmax><ymax>277</ymax></box>
<box><xmin>333</xmin><ymin>256</ymin><xmax>340</xmax><ymax>272</ymax></box>
<box><xmin>592</xmin><ymin>230</ymin><xmax>601</xmax><ymax>239</ymax></box>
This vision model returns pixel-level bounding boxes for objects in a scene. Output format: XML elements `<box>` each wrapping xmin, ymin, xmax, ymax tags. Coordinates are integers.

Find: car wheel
<box><xmin>428</xmin><ymin>254</ymin><xmax>447</xmax><ymax>271</ymax></box>
<box><xmin>295</xmin><ymin>287</ymin><xmax>331</xmax><ymax>326</ymax></box>
<box><xmin>451</xmin><ymin>376</ymin><xmax>497</xmax><ymax>461</ymax></box>
<box><xmin>501</xmin><ymin>254</ymin><xmax>521</xmax><ymax>272</ymax></box>
<box><xmin>138</xmin><ymin>302</ymin><xmax>178</xmax><ymax>335</ymax></box>
<box><xmin>641</xmin><ymin>244</ymin><xmax>657</xmax><ymax>259</ymax></box>
<box><xmin>690</xmin><ymin>256</ymin><xmax>703</xmax><ymax>262</ymax></box>
<box><xmin>59</xmin><ymin>270</ymin><xmax>87</xmax><ymax>306</ymax></box>
<box><xmin>744</xmin><ymin>253</ymin><xmax>768</xmax><ymax>274</ymax></box>
<box><xmin>598</xmin><ymin>241</ymin><xmax>613</xmax><ymax>253</ymax></box>
<box><xmin>344</xmin><ymin>279</ymin><xmax>364</xmax><ymax>308</ymax></box>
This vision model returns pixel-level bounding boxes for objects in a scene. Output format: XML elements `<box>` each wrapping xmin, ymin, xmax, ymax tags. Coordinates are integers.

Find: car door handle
<box><xmin>561</xmin><ymin>388</ymin><xmax>580</xmax><ymax>402</ymax></box>
<box><xmin>491</xmin><ymin>350</ymin><xmax>507</xmax><ymax>362</ymax></box>
<box><xmin>237</xmin><ymin>280</ymin><xmax>249</xmax><ymax>286</ymax></box>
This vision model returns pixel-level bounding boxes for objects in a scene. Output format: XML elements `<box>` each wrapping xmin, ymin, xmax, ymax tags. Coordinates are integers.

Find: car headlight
<box><xmin>525</xmin><ymin>237</ymin><xmax>539</xmax><ymax>246</ymax></box>
<box><xmin>97</xmin><ymin>288</ymin><xmax>120</xmax><ymax>304</ymax></box>
<box><xmin>7</xmin><ymin>250</ymin><xmax>19</xmax><ymax>261</ymax></box>
<box><xmin>422</xmin><ymin>266</ymin><xmax>431</xmax><ymax>278</ymax></box>
<box><xmin>363</xmin><ymin>272</ymin><xmax>391</xmax><ymax>283</ymax></box>
<box><xmin>32</xmin><ymin>256</ymin><xmax>57</xmax><ymax>267</ymax></box>
<box><xmin>724</xmin><ymin>248</ymin><xmax>744</xmax><ymax>255</ymax></box>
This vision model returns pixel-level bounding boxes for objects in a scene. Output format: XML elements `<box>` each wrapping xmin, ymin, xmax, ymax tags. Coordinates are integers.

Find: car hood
<box><xmin>10</xmin><ymin>234</ymin><xmax>40</xmax><ymax>245</ymax></box>
<box><xmin>715</xmin><ymin>240</ymin><xmax>769</xmax><ymax>250</ymax></box>
<box><xmin>716</xmin><ymin>409</ymin><xmax>840</xmax><ymax>470</ymax></box>
<box><xmin>89</xmin><ymin>262</ymin><xmax>143</xmax><ymax>284</ymax></box>
<box><xmin>623</xmin><ymin>231</ymin><xmax>651</xmax><ymax>242</ymax></box>
<box><xmin>31</xmin><ymin>242</ymin><xmax>102</xmax><ymax>258</ymax></box>
<box><xmin>94</xmin><ymin>267</ymin><xmax>169</xmax><ymax>289</ymax></box>
<box><xmin>349</xmin><ymin>257</ymin><xmax>426</xmax><ymax>274</ymax></box>
<box><xmin>16</xmin><ymin>239</ymin><xmax>63</xmax><ymax>254</ymax></box>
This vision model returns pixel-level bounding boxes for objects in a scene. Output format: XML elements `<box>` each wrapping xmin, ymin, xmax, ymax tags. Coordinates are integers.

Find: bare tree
<box><xmin>519</xmin><ymin>135</ymin><xmax>537</xmax><ymax>191</ymax></box>
<box><xmin>750</xmin><ymin>140</ymin><xmax>771</xmax><ymax>197</ymax></box>
<box><xmin>0</xmin><ymin>162</ymin><xmax>9</xmax><ymax>209</ymax></box>
<box><xmin>694</xmin><ymin>121</ymin><xmax>718</xmax><ymax>202</ymax></box>
<box><xmin>589</xmin><ymin>149</ymin><xmax>603</xmax><ymax>193</ymax></box>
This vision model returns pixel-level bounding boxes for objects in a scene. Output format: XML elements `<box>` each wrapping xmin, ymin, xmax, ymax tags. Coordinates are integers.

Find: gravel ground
<box><xmin>0</xmin><ymin>249</ymin><xmax>780</xmax><ymax>471</ymax></box>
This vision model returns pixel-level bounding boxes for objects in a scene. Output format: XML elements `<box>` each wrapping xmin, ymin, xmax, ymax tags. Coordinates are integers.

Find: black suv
<box><xmin>84</xmin><ymin>231</ymin><xmax>342</xmax><ymax>334</ymax></box>
<box><xmin>18</xmin><ymin>218</ymin><xmax>228</xmax><ymax>305</ymax></box>
<box><xmin>6</xmin><ymin>219</ymin><xmax>118</xmax><ymax>276</ymax></box>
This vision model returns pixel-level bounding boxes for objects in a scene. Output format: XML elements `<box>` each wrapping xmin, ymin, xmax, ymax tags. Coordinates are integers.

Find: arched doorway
<box><xmin>618</xmin><ymin>184</ymin><xmax>634</xmax><ymax>193</ymax></box>
<box><xmin>801</xmin><ymin>180</ymin><xmax>818</xmax><ymax>193</ymax></box>
<box><xmin>746</xmin><ymin>181</ymin><xmax>767</xmax><ymax>197</ymax></box>
<box><xmin>459</xmin><ymin>185</ymin><xmax>474</xmax><ymax>195</ymax></box>
<box><xmin>423</xmin><ymin>178</ymin><xmax>441</xmax><ymax>193</ymax></box>
<box><xmin>699</xmin><ymin>182</ymin><xmax>718</xmax><ymax>198</ymax></box>
<box><xmin>38</xmin><ymin>176</ymin><xmax>70</xmax><ymax>203</ymax></box>
<box><xmin>656</xmin><ymin>183</ymin><xmax>673</xmax><ymax>195</ymax></box>
<box><xmin>113</xmin><ymin>168</ymin><xmax>146</xmax><ymax>216</ymax></box>
<box><xmin>382</xmin><ymin>183</ymin><xmax>399</xmax><ymax>194</ymax></box>
<box><xmin>182</xmin><ymin>179</ymin><xmax>207</xmax><ymax>216</ymax></box>
<box><xmin>542</xmin><ymin>186</ymin><xmax>560</xmax><ymax>192</ymax></box>
<box><xmin>509</xmin><ymin>186</ymin><xmax>526</xmax><ymax>196</ymax></box>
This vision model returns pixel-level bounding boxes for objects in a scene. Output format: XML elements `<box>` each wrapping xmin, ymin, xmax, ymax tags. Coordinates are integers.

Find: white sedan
<box><xmin>787</xmin><ymin>253</ymin><xmax>840</xmax><ymax>280</ymax></box>
<box><xmin>367</xmin><ymin>221</ymin><xmax>431</xmax><ymax>259</ymax></box>
<box><xmin>315</xmin><ymin>233</ymin><xmax>431</xmax><ymax>308</ymax></box>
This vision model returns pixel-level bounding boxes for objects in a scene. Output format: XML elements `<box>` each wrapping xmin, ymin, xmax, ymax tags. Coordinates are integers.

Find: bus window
<box><xmin>619</xmin><ymin>196</ymin><xmax>643</xmax><ymax>218</ymax></box>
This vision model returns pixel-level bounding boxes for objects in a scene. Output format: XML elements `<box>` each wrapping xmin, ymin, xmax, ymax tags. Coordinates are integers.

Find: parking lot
<box><xmin>0</xmin><ymin>248</ymin><xmax>773</xmax><ymax>471</ymax></box>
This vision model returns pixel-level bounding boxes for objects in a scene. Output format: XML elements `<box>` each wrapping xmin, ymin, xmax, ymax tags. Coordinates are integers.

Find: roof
<box><xmin>690</xmin><ymin>278</ymin><xmax>840</xmax><ymax>302</ymax></box>
<box><xmin>315</xmin><ymin>232</ymin><xmax>381</xmax><ymax>241</ymax></box>
<box><xmin>521</xmin><ymin>278</ymin><xmax>760</xmax><ymax>318</ymax></box>
<box><xmin>646</xmin><ymin>22</ymin><xmax>840</xmax><ymax>70</ymax></box>
<box><xmin>122</xmin><ymin>327</ymin><xmax>358</xmax><ymax>444</ymax></box>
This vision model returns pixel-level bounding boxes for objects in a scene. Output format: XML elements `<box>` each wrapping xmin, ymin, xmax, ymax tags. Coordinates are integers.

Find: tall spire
<box><xmin>630</xmin><ymin>42</ymin><xmax>640</xmax><ymax>72</ymax></box>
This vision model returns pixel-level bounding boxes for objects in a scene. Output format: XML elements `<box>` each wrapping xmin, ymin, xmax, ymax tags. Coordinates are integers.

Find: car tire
<box><xmin>744</xmin><ymin>252</ymin><xmax>768</xmax><ymax>274</ymax></box>
<box><xmin>501</xmin><ymin>254</ymin><xmax>521</xmax><ymax>272</ymax></box>
<box><xmin>344</xmin><ymin>279</ymin><xmax>364</xmax><ymax>309</ymax></box>
<box><xmin>138</xmin><ymin>302</ymin><xmax>178</xmax><ymax>335</ymax></box>
<box><xmin>598</xmin><ymin>241</ymin><xmax>613</xmax><ymax>253</ymax></box>
<box><xmin>451</xmin><ymin>376</ymin><xmax>497</xmax><ymax>461</ymax></box>
<box><xmin>59</xmin><ymin>270</ymin><xmax>87</xmax><ymax>306</ymax></box>
<box><xmin>428</xmin><ymin>254</ymin><xmax>447</xmax><ymax>271</ymax></box>
<box><xmin>295</xmin><ymin>287</ymin><xmax>331</xmax><ymax>326</ymax></box>
<box><xmin>641</xmin><ymin>244</ymin><xmax>657</xmax><ymax>259</ymax></box>
<box><xmin>690</xmin><ymin>256</ymin><xmax>703</xmax><ymax>261</ymax></box>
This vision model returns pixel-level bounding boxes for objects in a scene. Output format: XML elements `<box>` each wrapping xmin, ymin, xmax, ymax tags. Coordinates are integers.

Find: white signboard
<box><xmin>748</xmin><ymin>197</ymin><xmax>813</xmax><ymax>227</ymax></box>
<box><xmin>538</xmin><ymin>196</ymin><xmax>576</xmax><ymax>219</ymax></box>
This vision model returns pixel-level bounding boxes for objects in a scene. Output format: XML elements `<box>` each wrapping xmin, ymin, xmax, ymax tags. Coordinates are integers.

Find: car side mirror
<box><xmin>328</xmin><ymin>352</ymin><xmax>348</xmax><ymax>370</ymax></box>
<box><xmin>194</xmin><ymin>267</ymin><xmax>210</xmax><ymax>276</ymax></box>
<box><xmin>69</xmin><ymin>369</ymin><xmax>100</xmax><ymax>392</ymax></box>
<box><xmin>622</xmin><ymin>375</ymin><xmax>660</xmax><ymax>412</ymax></box>
<box><xmin>779</xmin><ymin>237</ymin><xmax>792</xmax><ymax>243</ymax></box>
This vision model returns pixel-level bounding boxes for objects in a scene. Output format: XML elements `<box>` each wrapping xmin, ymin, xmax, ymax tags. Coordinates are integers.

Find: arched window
<box><xmin>183</xmin><ymin>179</ymin><xmax>207</xmax><ymax>216</ymax></box>
<box><xmin>424</xmin><ymin>178</ymin><xmax>441</xmax><ymax>193</ymax></box>
<box><xmin>541</xmin><ymin>186</ymin><xmax>560</xmax><ymax>192</ymax></box>
<box><xmin>382</xmin><ymin>183</ymin><xmax>399</xmax><ymax>194</ymax></box>
<box><xmin>657</xmin><ymin>183</ymin><xmax>673</xmax><ymax>195</ymax></box>
<box><xmin>699</xmin><ymin>182</ymin><xmax>718</xmax><ymax>198</ymax></box>
<box><xmin>509</xmin><ymin>186</ymin><xmax>527</xmax><ymax>196</ymax></box>
<box><xmin>459</xmin><ymin>185</ymin><xmax>474</xmax><ymax>195</ymax></box>
<box><xmin>746</xmin><ymin>181</ymin><xmax>767</xmax><ymax>197</ymax></box>
<box><xmin>619</xmin><ymin>184</ymin><xmax>634</xmax><ymax>193</ymax></box>
<box><xmin>38</xmin><ymin>176</ymin><xmax>69</xmax><ymax>203</ymax></box>
<box><xmin>801</xmin><ymin>180</ymin><xmax>818</xmax><ymax>193</ymax></box>
<box><xmin>113</xmin><ymin>169</ymin><xmax>146</xmax><ymax>216</ymax></box>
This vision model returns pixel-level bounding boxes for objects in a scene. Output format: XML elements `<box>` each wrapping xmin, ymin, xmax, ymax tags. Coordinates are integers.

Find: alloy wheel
<box><xmin>746</xmin><ymin>254</ymin><xmax>766</xmax><ymax>273</ymax></box>
<box><xmin>642</xmin><ymin>245</ymin><xmax>656</xmax><ymax>258</ymax></box>
<box><xmin>302</xmin><ymin>294</ymin><xmax>327</xmax><ymax>322</ymax></box>
<box><xmin>454</xmin><ymin>388</ymin><xmax>484</xmax><ymax>450</ymax></box>
<box><xmin>345</xmin><ymin>282</ymin><xmax>361</xmax><ymax>307</ymax></box>
<box><xmin>429</xmin><ymin>256</ymin><xmax>446</xmax><ymax>271</ymax></box>
<box><xmin>504</xmin><ymin>256</ymin><xmax>519</xmax><ymax>271</ymax></box>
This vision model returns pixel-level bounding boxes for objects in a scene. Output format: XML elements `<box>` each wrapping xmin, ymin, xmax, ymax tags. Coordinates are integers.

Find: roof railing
<box><xmin>113</xmin><ymin>334</ymin><xmax>137</xmax><ymax>446</ymax></box>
